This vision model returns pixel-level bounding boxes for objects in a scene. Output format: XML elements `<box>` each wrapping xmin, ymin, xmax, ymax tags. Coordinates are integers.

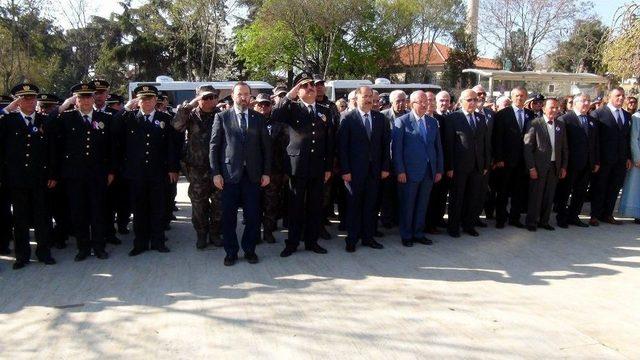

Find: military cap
<box><xmin>37</xmin><ymin>93</ymin><xmax>61</xmax><ymax>105</ymax></box>
<box><xmin>71</xmin><ymin>82</ymin><xmax>96</xmax><ymax>95</ymax></box>
<box><xmin>133</xmin><ymin>84</ymin><xmax>159</xmax><ymax>98</ymax></box>
<box><xmin>157</xmin><ymin>94</ymin><xmax>166</xmax><ymax>103</ymax></box>
<box><xmin>255</xmin><ymin>93</ymin><xmax>272</xmax><ymax>104</ymax></box>
<box><xmin>11</xmin><ymin>83</ymin><xmax>39</xmax><ymax>97</ymax></box>
<box><xmin>293</xmin><ymin>71</ymin><xmax>314</xmax><ymax>86</ymax></box>
<box><xmin>0</xmin><ymin>95</ymin><xmax>13</xmax><ymax>105</ymax></box>
<box><xmin>91</xmin><ymin>79</ymin><xmax>110</xmax><ymax>91</ymax></box>
<box><xmin>273</xmin><ymin>85</ymin><xmax>288</xmax><ymax>96</ymax></box>
<box><xmin>106</xmin><ymin>93</ymin><xmax>124</xmax><ymax>104</ymax></box>
<box><xmin>196</xmin><ymin>84</ymin><xmax>220</xmax><ymax>97</ymax></box>
<box><xmin>313</xmin><ymin>75</ymin><xmax>325</xmax><ymax>85</ymax></box>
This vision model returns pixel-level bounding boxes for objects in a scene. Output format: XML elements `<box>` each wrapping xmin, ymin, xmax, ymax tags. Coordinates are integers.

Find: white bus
<box><xmin>324</xmin><ymin>78</ymin><xmax>441</xmax><ymax>101</ymax></box>
<box><xmin>127</xmin><ymin>76</ymin><xmax>274</xmax><ymax>105</ymax></box>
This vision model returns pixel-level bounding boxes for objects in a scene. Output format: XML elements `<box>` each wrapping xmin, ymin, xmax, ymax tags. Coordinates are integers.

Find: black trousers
<box><xmin>287</xmin><ymin>176</ymin><xmax>323</xmax><ymax>248</ymax></box>
<box><xmin>526</xmin><ymin>165</ymin><xmax>558</xmax><ymax>226</ymax></box>
<box><xmin>105</xmin><ymin>177</ymin><xmax>131</xmax><ymax>236</ymax></box>
<box><xmin>48</xmin><ymin>181</ymin><xmax>70</xmax><ymax>245</ymax></box>
<box><xmin>555</xmin><ymin>164</ymin><xmax>591</xmax><ymax>223</ymax></box>
<box><xmin>130</xmin><ymin>179</ymin><xmax>167</xmax><ymax>249</ymax></box>
<box><xmin>494</xmin><ymin>164</ymin><xmax>529</xmax><ymax>223</ymax></box>
<box><xmin>0</xmin><ymin>184</ymin><xmax>12</xmax><ymax>251</ymax></box>
<box><xmin>346</xmin><ymin>173</ymin><xmax>379</xmax><ymax>245</ymax></box>
<box><xmin>66</xmin><ymin>177</ymin><xmax>107</xmax><ymax>252</ymax></box>
<box><xmin>10</xmin><ymin>186</ymin><xmax>51</xmax><ymax>262</ymax></box>
<box><xmin>379</xmin><ymin>176</ymin><xmax>398</xmax><ymax>226</ymax></box>
<box><xmin>590</xmin><ymin>160</ymin><xmax>627</xmax><ymax>220</ymax></box>
<box><xmin>222</xmin><ymin>174</ymin><xmax>261</xmax><ymax>256</ymax></box>
<box><xmin>425</xmin><ymin>176</ymin><xmax>449</xmax><ymax>229</ymax></box>
<box><xmin>448</xmin><ymin>169</ymin><xmax>483</xmax><ymax>231</ymax></box>
<box><xmin>165</xmin><ymin>181</ymin><xmax>177</xmax><ymax>225</ymax></box>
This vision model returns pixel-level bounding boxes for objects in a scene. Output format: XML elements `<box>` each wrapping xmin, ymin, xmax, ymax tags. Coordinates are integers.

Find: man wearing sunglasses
<box><xmin>173</xmin><ymin>85</ymin><xmax>223</xmax><ymax>250</ymax></box>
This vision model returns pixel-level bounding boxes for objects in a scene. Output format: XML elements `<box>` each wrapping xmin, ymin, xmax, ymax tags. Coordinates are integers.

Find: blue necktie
<box><xmin>418</xmin><ymin>117</ymin><xmax>427</xmax><ymax>141</ymax></box>
<box><xmin>364</xmin><ymin>113</ymin><xmax>371</xmax><ymax>139</ymax></box>
<box><xmin>580</xmin><ymin>115</ymin><xmax>589</xmax><ymax>134</ymax></box>
<box><xmin>83</xmin><ymin>115</ymin><xmax>90</xmax><ymax>125</ymax></box>
<box><xmin>468</xmin><ymin>114</ymin><xmax>476</xmax><ymax>131</ymax></box>
<box><xmin>517</xmin><ymin>109</ymin><xmax>524</xmax><ymax>130</ymax></box>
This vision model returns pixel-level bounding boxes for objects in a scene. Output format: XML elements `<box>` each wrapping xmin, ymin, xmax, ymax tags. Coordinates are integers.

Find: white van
<box><xmin>324</xmin><ymin>78</ymin><xmax>441</xmax><ymax>101</ymax></box>
<box><xmin>127</xmin><ymin>76</ymin><xmax>274</xmax><ymax>105</ymax></box>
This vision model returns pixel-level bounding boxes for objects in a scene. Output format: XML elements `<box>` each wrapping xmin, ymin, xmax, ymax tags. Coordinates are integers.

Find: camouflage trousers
<box><xmin>261</xmin><ymin>173</ymin><xmax>287</xmax><ymax>233</ymax></box>
<box><xmin>184</xmin><ymin>166</ymin><xmax>221</xmax><ymax>236</ymax></box>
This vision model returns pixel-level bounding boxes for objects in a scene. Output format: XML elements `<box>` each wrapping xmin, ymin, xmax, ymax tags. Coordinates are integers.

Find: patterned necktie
<box><xmin>364</xmin><ymin>113</ymin><xmax>371</xmax><ymax>139</ymax></box>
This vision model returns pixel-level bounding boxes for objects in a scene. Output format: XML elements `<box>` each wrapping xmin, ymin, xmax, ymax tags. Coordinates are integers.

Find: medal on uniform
<box><xmin>98</xmin><ymin>122</ymin><xmax>105</xmax><ymax>129</ymax></box>
<box><xmin>319</xmin><ymin>114</ymin><xmax>327</xmax><ymax>123</ymax></box>
<box><xmin>556</xmin><ymin>126</ymin><xmax>560</xmax><ymax>132</ymax></box>
<box><xmin>31</xmin><ymin>126</ymin><xmax>38</xmax><ymax>134</ymax></box>
<box><xmin>160</xmin><ymin>121</ymin><xmax>165</xmax><ymax>129</ymax></box>
<box><xmin>267</xmin><ymin>124</ymin><xmax>272</xmax><ymax>135</ymax></box>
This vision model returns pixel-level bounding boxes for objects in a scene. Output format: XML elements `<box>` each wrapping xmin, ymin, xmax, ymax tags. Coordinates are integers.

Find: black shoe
<box><xmin>374</xmin><ymin>230</ymin><xmax>384</xmax><ymax>237</ymax></box>
<box><xmin>569</xmin><ymin>219</ymin><xmax>589</xmax><ymax>227</ymax></box>
<box><xmin>557</xmin><ymin>221</ymin><xmax>569</xmax><ymax>229</ymax></box>
<box><xmin>117</xmin><ymin>225</ymin><xmax>130</xmax><ymax>235</ymax></box>
<box><xmin>475</xmin><ymin>220</ymin><xmax>488</xmax><ymax>228</ymax></box>
<box><xmin>305</xmin><ymin>244</ymin><xmax>328</xmax><ymax>254</ymax></box>
<box><xmin>401</xmin><ymin>239</ymin><xmax>413</xmax><ymax>247</ymax></box>
<box><xmin>164</xmin><ymin>223</ymin><xmax>171</xmax><ymax>231</ymax></box>
<box><xmin>152</xmin><ymin>245</ymin><xmax>170</xmax><ymax>253</ymax></box>
<box><xmin>38</xmin><ymin>256</ymin><xmax>56</xmax><ymax>265</ymax></box>
<box><xmin>526</xmin><ymin>225</ymin><xmax>537</xmax><ymax>232</ymax></box>
<box><xmin>345</xmin><ymin>243</ymin><xmax>356</xmax><ymax>253</ymax></box>
<box><xmin>538</xmin><ymin>223</ymin><xmax>555</xmax><ymax>231</ymax></box>
<box><xmin>170</xmin><ymin>214</ymin><xmax>177</xmax><ymax>221</ymax></box>
<box><xmin>635</xmin><ymin>218</ymin><xmax>640</xmax><ymax>225</ymax></box>
<box><xmin>413</xmin><ymin>237</ymin><xmax>433</xmax><ymax>245</ymax></box>
<box><xmin>362</xmin><ymin>239</ymin><xmax>384</xmax><ymax>249</ymax></box>
<box><xmin>12</xmin><ymin>260</ymin><xmax>28</xmax><ymax>270</ymax></box>
<box><xmin>196</xmin><ymin>234</ymin><xmax>208</xmax><ymax>250</ymax></box>
<box><xmin>106</xmin><ymin>235</ymin><xmax>122</xmax><ymax>245</ymax></box>
<box><xmin>75</xmin><ymin>250</ymin><xmax>90</xmax><ymax>262</ymax></box>
<box><xmin>448</xmin><ymin>230</ymin><xmax>461</xmax><ymax>238</ymax></box>
<box><xmin>0</xmin><ymin>246</ymin><xmax>10</xmax><ymax>255</ymax></box>
<box><xmin>263</xmin><ymin>232</ymin><xmax>276</xmax><ymax>244</ymax></box>
<box><xmin>94</xmin><ymin>249</ymin><xmax>109</xmax><ymax>259</ymax></box>
<box><xmin>173</xmin><ymin>205</ymin><xmax>179</xmax><ymax>212</ymax></box>
<box><xmin>224</xmin><ymin>255</ymin><xmax>237</xmax><ymax>266</ymax></box>
<box><xmin>463</xmin><ymin>228</ymin><xmax>479</xmax><ymax>237</ymax></box>
<box><xmin>280</xmin><ymin>246</ymin><xmax>297</xmax><ymax>257</ymax></box>
<box><xmin>496</xmin><ymin>221</ymin><xmax>505</xmax><ymax>229</ymax></box>
<box><xmin>244</xmin><ymin>252</ymin><xmax>259</xmax><ymax>264</ymax></box>
<box><xmin>128</xmin><ymin>247</ymin><xmax>147</xmax><ymax>257</ymax></box>
<box><xmin>209</xmin><ymin>233</ymin><xmax>224</xmax><ymax>247</ymax></box>
<box><xmin>319</xmin><ymin>228</ymin><xmax>332</xmax><ymax>240</ymax></box>
<box><xmin>509</xmin><ymin>220</ymin><xmax>525</xmax><ymax>228</ymax></box>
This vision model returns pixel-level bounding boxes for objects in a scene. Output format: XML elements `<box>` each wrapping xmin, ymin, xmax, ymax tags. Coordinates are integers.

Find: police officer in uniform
<box><xmin>172</xmin><ymin>84</ymin><xmax>223</xmax><ymax>249</ymax></box>
<box><xmin>106</xmin><ymin>94</ymin><xmax>124</xmax><ymax>112</ymax></box>
<box><xmin>53</xmin><ymin>83</ymin><xmax>113</xmax><ymax>261</ymax></box>
<box><xmin>273</xmin><ymin>72</ymin><xmax>333</xmax><ymax>257</ymax></box>
<box><xmin>253</xmin><ymin>93</ymin><xmax>288</xmax><ymax>244</ymax></box>
<box><xmin>114</xmin><ymin>85</ymin><xmax>180</xmax><ymax>256</ymax></box>
<box><xmin>0</xmin><ymin>95</ymin><xmax>14</xmax><ymax>255</ymax></box>
<box><xmin>0</xmin><ymin>84</ymin><xmax>57</xmax><ymax>269</ymax></box>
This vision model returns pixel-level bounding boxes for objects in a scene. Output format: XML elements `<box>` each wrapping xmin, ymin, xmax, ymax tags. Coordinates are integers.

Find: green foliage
<box><xmin>443</xmin><ymin>27</ymin><xmax>478</xmax><ymax>88</ymax></box>
<box><xmin>550</xmin><ymin>19</ymin><xmax>607</xmax><ymax>74</ymax></box>
<box><xmin>602</xmin><ymin>4</ymin><xmax>640</xmax><ymax>81</ymax></box>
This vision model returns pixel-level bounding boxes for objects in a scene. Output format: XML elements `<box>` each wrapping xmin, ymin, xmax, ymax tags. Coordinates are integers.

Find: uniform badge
<box><xmin>160</xmin><ymin>121</ymin><xmax>165</xmax><ymax>129</ymax></box>
<box><xmin>555</xmin><ymin>126</ymin><xmax>560</xmax><ymax>132</ymax></box>
<box><xmin>589</xmin><ymin>121</ymin><xmax>594</xmax><ymax>127</ymax></box>
<box><xmin>98</xmin><ymin>122</ymin><xmax>105</xmax><ymax>129</ymax></box>
<box><xmin>267</xmin><ymin>124</ymin><xmax>272</xmax><ymax>135</ymax></box>
<box><xmin>319</xmin><ymin>114</ymin><xmax>327</xmax><ymax>123</ymax></box>
<box><xmin>30</xmin><ymin>126</ymin><xmax>38</xmax><ymax>134</ymax></box>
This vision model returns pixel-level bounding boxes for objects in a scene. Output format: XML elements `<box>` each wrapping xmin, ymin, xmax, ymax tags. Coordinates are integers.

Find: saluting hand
<box><xmin>3</xmin><ymin>97</ymin><xmax>21</xmax><ymax>113</ymax></box>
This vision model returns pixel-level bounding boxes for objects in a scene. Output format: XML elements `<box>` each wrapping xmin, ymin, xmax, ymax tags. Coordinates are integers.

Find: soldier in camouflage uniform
<box><xmin>253</xmin><ymin>93</ymin><xmax>288</xmax><ymax>243</ymax></box>
<box><xmin>172</xmin><ymin>85</ymin><xmax>222</xmax><ymax>249</ymax></box>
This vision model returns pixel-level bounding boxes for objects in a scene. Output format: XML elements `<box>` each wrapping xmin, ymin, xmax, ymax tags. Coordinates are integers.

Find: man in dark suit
<box><xmin>53</xmin><ymin>83</ymin><xmax>115</xmax><ymax>261</ymax></box>
<box><xmin>0</xmin><ymin>95</ymin><xmax>13</xmax><ymax>256</ymax></box>
<box><xmin>379</xmin><ymin>90</ymin><xmax>407</xmax><ymax>229</ymax></box>
<box><xmin>273</xmin><ymin>72</ymin><xmax>333</xmax><ymax>257</ymax></box>
<box><xmin>113</xmin><ymin>85</ymin><xmax>180</xmax><ymax>256</ymax></box>
<box><xmin>392</xmin><ymin>91</ymin><xmax>443</xmax><ymax>247</ymax></box>
<box><xmin>473</xmin><ymin>84</ymin><xmax>496</xmax><ymax>224</ymax></box>
<box><xmin>555</xmin><ymin>94</ymin><xmax>599</xmax><ymax>228</ymax></box>
<box><xmin>210</xmin><ymin>82</ymin><xmax>271</xmax><ymax>266</ymax></box>
<box><xmin>0</xmin><ymin>84</ymin><xmax>57</xmax><ymax>269</ymax></box>
<box><xmin>425</xmin><ymin>90</ymin><xmax>451</xmax><ymax>234</ymax></box>
<box><xmin>444</xmin><ymin>89</ymin><xmax>490</xmax><ymax>237</ymax></box>
<box><xmin>339</xmin><ymin>86</ymin><xmax>390</xmax><ymax>252</ymax></box>
<box><xmin>523</xmin><ymin>98</ymin><xmax>568</xmax><ymax>231</ymax></box>
<box><xmin>589</xmin><ymin>87</ymin><xmax>632</xmax><ymax>225</ymax></box>
<box><xmin>492</xmin><ymin>86</ymin><xmax>534</xmax><ymax>228</ymax></box>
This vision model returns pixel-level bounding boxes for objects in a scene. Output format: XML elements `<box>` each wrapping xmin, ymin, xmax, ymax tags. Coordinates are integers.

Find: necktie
<box><xmin>25</xmin><ymin>116</ymin><xmax>32</xmax><ymax>126</ymax></box>
<box><xmin>580</xmin><ymin>115</ymin><xmax>589</xmax><ymax>134</ymax></box>
<box><xmin>517</xmin><ymin>109</ymin><xmax>524</xmax><ymax>130</ymax></box>
<box><xmin>615</xmin><ymin>109</ymin><xmax>623</xmax><ymax>128</ymax></box>
<box><xmin>83</xmin><ymin>115</ymin><xmax>90</xmax><ymax>125</ymax></box>
<box><xmin>468</xmin><ymin>114</ymin><xmax>476</xmax><ymax>131</ymax></box>
<box><xmin>418</xmin><ymin>117</ymin><xmax>427</xmax><ymax>141</ymax></box>
<box><xmin>308</xmin><ymin>105</ymin><xmax>314</xmax><ymax>116</ymax></box>
<box><xmin>364</xmin><ymin>113</ymin><xmax>371</xmax><ymax>139</ymax></box>
<box><xmin>240</xmin><ymin>112</ymin><xmax>247</xmax><ymax>133</ymax></box>
<box><xmin>547</xmin><ymin>120</ymin><xmax>553</xmax><ymax>125</ymax></box>
<box><xmin>144</xmin><ymin>114</ymin><xmax>151</xmax><ymax>123</ymax></box>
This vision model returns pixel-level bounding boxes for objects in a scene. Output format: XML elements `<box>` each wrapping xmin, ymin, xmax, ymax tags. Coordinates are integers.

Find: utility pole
<box><xmin>466</xmin><ymin>0</ymin><xmax>479</xmax><ymax>47</ymax></box>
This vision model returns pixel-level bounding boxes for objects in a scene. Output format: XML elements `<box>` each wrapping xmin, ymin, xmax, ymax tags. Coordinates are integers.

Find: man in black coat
<box><xmin>53</xmin><ymin>82</ymin><xmax>115</xmax><ymax>261</ymax></box>
<box><xmin>0</xmin><ymin>84</ymin><xmax>57</xmax><ymax>269</ymax></box>
<box><xmin>0</xmin><ymin>95</ymin><xmax>13</xmax><ymax>255</ymax></box>
<box><xmin>555</xmin><ymin>93</ymin><xmax>599</xmax><ymax>228</ymax></box>
<box><xmin>210</xmin><ymin>82</ymin><xmax>271</xmax><ymax>266</ymax></box>
<box><xmin>589</xmin><ymin>87</ymin><xmax>632</xmax><ymax>225</ymax></box>
<box><xmin>492</xmin><ymin>86</ymin><xmax>534</xmax><ymax>228</ymax></box>
<box><xmin>444</xmin><ymin>89</ymin><xmax>490</xmax><ymax>237</ymax></box>
<box><xmin>338</xmin><ymin>86</ymin><xmax>390</xmax><ymax>252</ymax></box>
<box><xmin>273</xmin><ymin>72</ymin><xmax>333</xmax><ymax>257</ymax></box>
<box><xmin>113</xmin><ymin>85</ymin><xmax>180</xmax><ymax>256</ymax></box>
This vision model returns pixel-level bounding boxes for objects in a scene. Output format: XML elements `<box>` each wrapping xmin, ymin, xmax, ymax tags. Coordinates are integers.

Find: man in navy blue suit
<box><xmin>339</xmin><ymin>86</ymin><xmax>390</xmax><ymax>253</ymax></box>
<box><xmin>210</xmin><ymin>82</ymin><xmax>272</xmax><ymax>266</ymax></box>
<box><xmin>392</xmin><ymin>91</ymin><xmax>443</xmax><ymax>247</ymax></box>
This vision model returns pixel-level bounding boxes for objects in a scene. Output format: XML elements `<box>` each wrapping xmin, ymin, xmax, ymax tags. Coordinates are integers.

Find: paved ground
<box><xmin>0</xmin><ymin>179</ymin><xmax>639</xmax><ymax>359</ymax></box>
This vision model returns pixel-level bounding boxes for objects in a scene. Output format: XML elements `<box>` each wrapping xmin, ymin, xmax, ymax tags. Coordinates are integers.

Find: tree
<box><xmin>497</xmin><ymin>29</ymin><xmax>528</xmax><ymax>71</ymax></box>
<box><xmin>602</xmin><ymin>3</ymin><xmax>640</xmax><ymax>84</ymax></box>
<box><xmin>442</xmin><ymin>27</ymin><xmax>478</xmax><ymax>88</ymax></box>
<box><xmin>479</xmin><ymin>0</ymin><xmax>589</xmax><ymax>71</ymax></box>
<box><xmin>550</xmin><ymin>19</ymin><xmax>607</xmax><ymax>73</ymax></box>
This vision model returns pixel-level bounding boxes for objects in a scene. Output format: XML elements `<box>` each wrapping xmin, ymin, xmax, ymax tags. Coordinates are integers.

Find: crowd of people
<box><xmin>0</xmin><ymin>72</ymin><xmax>639</xmax><ymax>269</ymax></box>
